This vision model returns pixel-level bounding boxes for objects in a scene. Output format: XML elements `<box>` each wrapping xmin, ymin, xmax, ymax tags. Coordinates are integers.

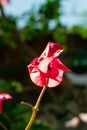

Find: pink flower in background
<box><xmin>0</xmin><ymin>93</ymin><xmax>12</xmax><ymax>112</ymax></box>
<box><xmin>0</xmin><ymin>0</ymin><xmax>9</xmax><ymax>6</ymax></box>
<box><xmin>28</xmin><ymin>42</ymin><xmax>70</xmax><ymax>87</ymax></box>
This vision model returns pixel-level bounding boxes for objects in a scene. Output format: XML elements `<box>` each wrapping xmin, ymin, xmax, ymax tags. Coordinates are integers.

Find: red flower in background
<box><xmin>0</xmin><ymin>0</ymin><xmax>9</xmax><ymax>6</ymax></box>
<box><xmin>28</xmin><ymin>42</ymin><xmax>70</xmax><ymax>87</ymax></box>
<box><xmin>0</xmin><ymin>93</ymin><xmax>12</xmax><ymax>112</ymax></box>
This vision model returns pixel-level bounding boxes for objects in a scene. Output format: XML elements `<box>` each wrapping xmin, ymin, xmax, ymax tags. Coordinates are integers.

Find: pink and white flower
<box><xmin>28</xmin><ymin>42</ymin><xmax>70</xmax><ymax>87</ymax></box>
<box><xmin>0</xmin><ymin>93</ymin><xmax>12</xmax><ymax>112</ymax></box>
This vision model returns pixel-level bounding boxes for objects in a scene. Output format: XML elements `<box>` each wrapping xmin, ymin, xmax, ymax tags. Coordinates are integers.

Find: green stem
<box><xmin>25</xmin><ymin>85</ymin><xmax>47</xmax><ymax>130</ymax></box>
<box><xmin>0</xmin><ymin>121</ymin><xmax>8</xmax><ymax>130</ymax></box>
<box><xmin>21</xmin><ymin>101</ymin><xmax>33</xmax><ymax>109</ymax></box>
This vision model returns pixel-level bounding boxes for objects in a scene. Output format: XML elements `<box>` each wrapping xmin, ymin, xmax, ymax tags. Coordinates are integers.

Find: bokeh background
<box><xmin>0</xmin><ymin>0</ymin><xmax>87</xmax><ymax>130</ymax></box>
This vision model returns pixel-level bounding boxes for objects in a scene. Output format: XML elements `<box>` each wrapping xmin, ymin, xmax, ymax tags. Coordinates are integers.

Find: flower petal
<box><xmin>56</xmin><ymin>58</ymin><xmax>71</xmax><ymax>71</ymax></box>
<box><xmin>38</xmin><ymin>57</ymin><xmax>52</xmax><ymax>73</ymax></box>
<box><xmin>47</xmin><ymin>58</ymin><xmax>59</xmax><ymax>79</ymax></box>
<box><xmin>0</xmin><ymin>93</ymin><xmax>12</xmax><ymax>112</ymax></box>
<box><xmin>0</xmin><ymin>93</ymin><xmax>12</xmax><ymax>101</ymax></box>
<box><xmin>29</xmin><ymin>68</ymin><xmax>47</xmax><ymax>87</ymax></box>
<box><xmin>47</xmin><ymin>70</ymin><xmax>64</xmax><ymax>87</ymax></box>
<box><xmin>40</xmin><ymin>42</ymin><xmax>63</xmax><ymax>58</ymax></box>
<box><xmin>47</xmin><ymin>58</ymin><xmax>70</xmax><ymax>87</ymax></box>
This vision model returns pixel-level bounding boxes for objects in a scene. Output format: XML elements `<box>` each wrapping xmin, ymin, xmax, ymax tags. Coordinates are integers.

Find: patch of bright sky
<box><xmin>4</xmin><ymin>0</ymin><xmax>45</xmax><ymax>28</ymax></box>
<box><xmin>4</xmin><ymin>0</ymin><xmax>87</xmax><ymax>28</ymax></box>
<box><xmin>60</xmin><ymin>0</ymin><xmax>87</xmax><ymax>28</ymax></box>
<box><xmin>4</xmin><ymin>0</ymin><xmax>45</xmax><ymax>16</ymax></box>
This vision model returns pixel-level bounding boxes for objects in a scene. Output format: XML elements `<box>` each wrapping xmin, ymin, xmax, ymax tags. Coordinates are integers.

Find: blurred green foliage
<box><xmin>0</xmin><ymin>80</ymin><xmax>23</xmax><ymax>92</ymax></box>
<box><xmin>0</xmin><ymin>16</ymin><xmax>18</xmax><ymax>49</ymax></box>
<box><xmin>31</xmin><ymin>121</ymin><xmax>53</xmax><ymax>130</ymax></box>
<box><xmin>71</xmin><ymin>26</ymin><xmax>87</xmax><ymax>39</ymax></box>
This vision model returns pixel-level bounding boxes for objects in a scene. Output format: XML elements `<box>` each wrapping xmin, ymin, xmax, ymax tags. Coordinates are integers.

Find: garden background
<box><xmin>0</xmin><ymin>0</ymin><xmax>87</xmax><ymax>130</ymax></box>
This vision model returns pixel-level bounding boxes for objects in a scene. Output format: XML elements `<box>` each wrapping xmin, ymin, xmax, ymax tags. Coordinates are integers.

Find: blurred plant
<box><xmin>20</xmin><ymin>0</ymin><xmax>66</xmax><ymax>44</ymax></box>
<box><xmin>0</xmin><ymin>16</ymin><xmax>18</xmax><ymax>49</ymax></box>
<box><xmin>0</xmin><ymin>0</ymin><xmax>9</xmax><ymax>6</ymax></box>
<box><xmin>0</xmin><ymin>80</ymin><xmax>23</xmax><ymax>92</ymax></box>
<box><xmin>71</xmin><ymin>26</ymin><xmax>87</xmax><ymax>39</ymax></box>
<box><xmin>0</xmin><ymin>93</ymin><xmax>12</xmax><ymax>130</ymax></box>
<box><xmin>30</xmin><ymin>120</ymin><xmax>53</xmax><ymax>130</ymax></box>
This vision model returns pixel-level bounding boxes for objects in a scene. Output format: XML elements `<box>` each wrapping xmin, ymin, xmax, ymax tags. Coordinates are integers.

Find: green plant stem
<box><xmin>25</xmin><ymin>85</ymin><xmax>47</xmax><ymax>130</ymax></box>
<box><xmin>0</xmin><ymin>121</ymin><xmax>8</xmax><ymax>130</ymax></box>
<box><xmin>21</xmin><ymin>101</ymin><xmax>33</xmax><ymax>109</ymax></box>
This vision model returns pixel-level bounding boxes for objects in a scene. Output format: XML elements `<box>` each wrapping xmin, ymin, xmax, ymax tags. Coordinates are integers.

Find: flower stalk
<box><xmin>0</xmin><ymin>121</ymin><xmax>8</xmax><ymax>130</ymax></box>
<box><xmin>25</xmin><ymin>85</ymin><xmax>47</xmax><ymax>130</ymax></box>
